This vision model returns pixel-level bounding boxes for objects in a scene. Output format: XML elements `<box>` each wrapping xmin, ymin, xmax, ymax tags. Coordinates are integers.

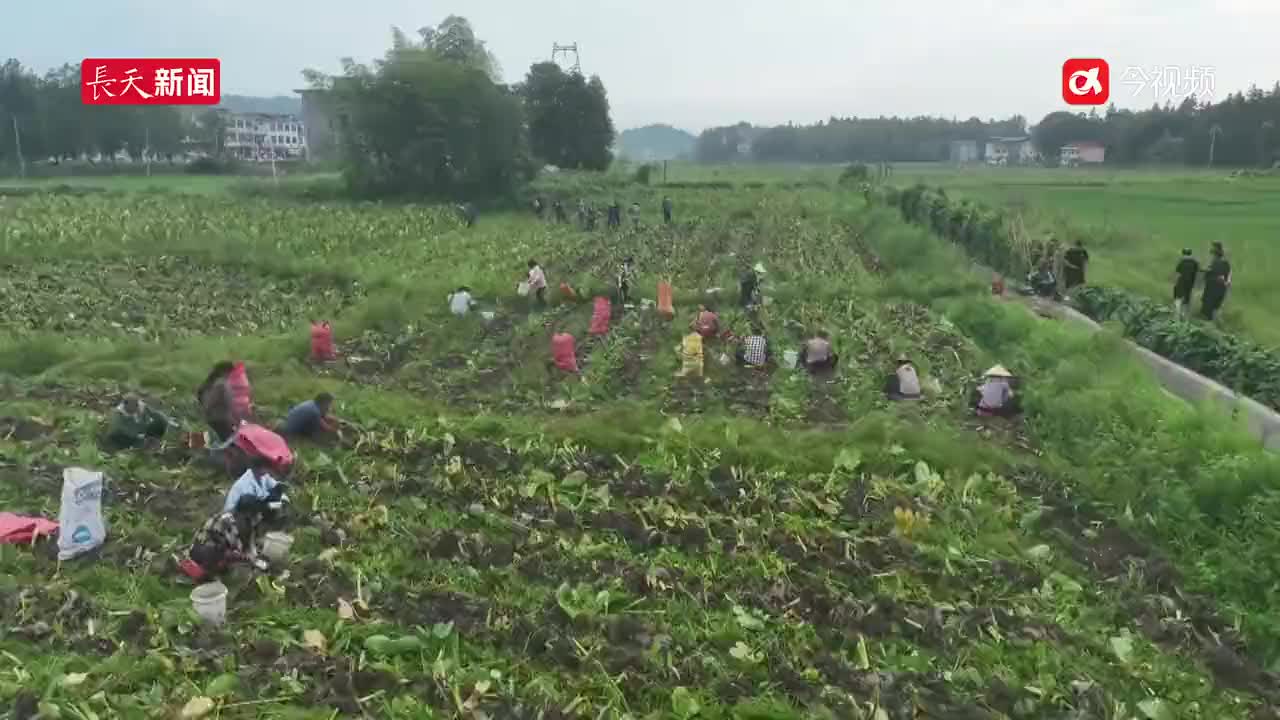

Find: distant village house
<box><xmin>1059</xmin><ymin>141</ymin><xmax>1106</xmax><ymax>166</ymax></box>
<box><xmin>985</xmin><ymin>136</ymin><xmax>1037</xmax><ymax>166</ymax></box>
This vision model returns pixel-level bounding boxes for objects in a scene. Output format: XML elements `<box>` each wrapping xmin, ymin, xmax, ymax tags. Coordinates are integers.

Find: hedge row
<box><xmin>879</xmin><ymin>183</ymin><xmax>1280</xmax><ymax>412</ymax></box>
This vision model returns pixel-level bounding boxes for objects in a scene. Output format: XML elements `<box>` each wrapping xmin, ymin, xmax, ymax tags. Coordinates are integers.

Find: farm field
<box><xmin>2</xmin><ymin>179</ymin><xmax>1280</xmax><ymax>719</ymax></box>
<box><xmin>895</xmin><ymin>165</ymin><xmax>1280</xmax><ymax>348</ymax></box>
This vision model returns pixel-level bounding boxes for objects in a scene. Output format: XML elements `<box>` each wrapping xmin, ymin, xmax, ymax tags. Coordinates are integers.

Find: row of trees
<box><xmin>694</xmin><ymin>116</ymin><xmax>1029</xmax><ymax>164</ymax></box>
<box><xmin>0</xmin><ymin>60</ymin><xmax>202</xmax><ymax>169</ymax></box>
<box><xmin>1033</xmin><ymin>85</ymin><xmax>1280</xmax><ymax>167</ymax></box>
<box><xmin>306</xmin><ymin>16</ymin><xmax>615</xmax><ymax>199</ymax></box>
<box><xmin>696</xmin><ymin>84</ymin><xmax>1280</xmax><ymax>168</ymax></box>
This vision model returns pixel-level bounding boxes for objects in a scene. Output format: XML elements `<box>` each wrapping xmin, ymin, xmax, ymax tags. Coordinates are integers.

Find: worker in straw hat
<box><xmin>740</xmin><ymin>262</ymin><xmax>766</xmax><ymax>309</ymax></box>
<box><xmin>974</xmin><ymin>365</ymin><xmax>1020</xmax><ymax>417</ymax></box>
<box><xmin>884</xmin><ymin>355</ymin><xmax>922</xmax><ymax>400</ymax></box>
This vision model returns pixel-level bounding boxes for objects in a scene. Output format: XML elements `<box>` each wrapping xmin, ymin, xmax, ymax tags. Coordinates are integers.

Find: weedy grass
<box><xmin>0</xmin><ymin>176</ymin><xmax>1274</xmax><ymax>719</ymax></box>
<box><xmin>899</xmin><ymin>164</ymin><xmax>1280</xmax><ymax>347</ymax></box>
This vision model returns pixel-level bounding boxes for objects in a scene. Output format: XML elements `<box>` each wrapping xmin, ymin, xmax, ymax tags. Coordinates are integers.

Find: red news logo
<box><xmin>81</xmin><ymin>58</ymin><xmax>221</xmax><ymax>105</ymax></box>
<box><xmin>1062</xmin><ymin>58</ymin><xmax>1110</xmax><ymax>105</ymax></box>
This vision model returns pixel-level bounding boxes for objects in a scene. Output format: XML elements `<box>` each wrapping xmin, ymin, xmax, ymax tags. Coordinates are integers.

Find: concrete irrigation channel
<box><xmin>1018</xmin><ymin>294</ymin><xmax>1280</xmax><ymax>452</ymax></box>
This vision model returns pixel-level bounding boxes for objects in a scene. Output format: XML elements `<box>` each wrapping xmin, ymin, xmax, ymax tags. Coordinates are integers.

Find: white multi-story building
<box><xmin>223</xmin><ymin>112</ymin><xmax>308</xmax><ymax>161</ymax></box>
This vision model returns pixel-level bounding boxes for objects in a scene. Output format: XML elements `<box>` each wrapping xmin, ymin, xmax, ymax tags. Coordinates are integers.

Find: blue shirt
<box><xmin>280</xmin><ymin>400</ymin><xmax>323</xmax><ymax>436</ymax></box>
<box><xmin>224</xmin><ymin>469</ymin><xmax>280</xmax><ymax>513</ymax></box>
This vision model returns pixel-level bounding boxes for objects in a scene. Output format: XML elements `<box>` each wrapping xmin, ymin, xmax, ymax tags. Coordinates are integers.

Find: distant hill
<box><xmin>218</xmin><ymin>94</ymin><xmax>303</xmax><ymax>116</ymax></box>
<box><xmin>617</xmin><ymin>124</ymin><xmax>696</xmax><ymax>161</ymax></box>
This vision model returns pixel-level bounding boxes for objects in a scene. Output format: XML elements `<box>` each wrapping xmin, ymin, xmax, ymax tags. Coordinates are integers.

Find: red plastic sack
<box><xmin>551</xmin><ymin>333</ymin><xmax>579</xmax><ymax>373</ymax></box>
<box><xmin>589</xmin><ymin>297</ymin><xmax>611</xmax><ymax>336</ymax></box>
<box><xmin>657</xmin><ymin>281</ymin><xmax>675</xmax><ymax>320</ymax></box>
<box><xmin>310</xmin><ymin>321</ymin><xmax>336</xmax><ymax>362</ymax></box>
<box><xmin>233</xmin><ymin>424</ymin><xmax>293</xmax><ymax>469</ymax></box>
<box><xmin>227</xmin><ymin>362</ymin><xmax>252</xmax><ymax>419</ymax></box>
<box><xmin>559</xmin><ymin>282</ymin><xmax>578</xmax><ymax>301</ymax></box>
<box><xmin>0</xmin><ymin>513</ymin><xmax>59</xmax><ymax>545</ymax></box>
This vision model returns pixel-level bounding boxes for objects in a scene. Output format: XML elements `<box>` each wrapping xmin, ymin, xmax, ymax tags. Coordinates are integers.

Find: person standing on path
<box><xmin>1172</xmin><ymin>249</ymin><xmax>1199</xmax><ymax>318</ymax></box>
<box><xmin>662</xmin><ymin>196</ymin><xmax>673</xmax><ymax>224</ymax></box>
<box><xmin>1200</xmin><ymin>242</ymin><xmax>1232</xmax><ymax>321</ymax></box>
<box><xmin>607</xmin><ymin>201</ymin><xmax>621</xmax><ymax>229</ymax></box>
<box><xmin>1062</xmin><ymin>239</ymin><xmax>1089</xmax><ymax>294</ymax></box>
<box><xmin>629</xmin><ymin>202</ymin><xmax>642</xmax><ymax>229</ymax></box>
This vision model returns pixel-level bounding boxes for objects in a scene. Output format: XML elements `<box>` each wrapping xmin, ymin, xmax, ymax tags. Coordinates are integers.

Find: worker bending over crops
<box><xmin>974</xmin><ymin>365</ymin><xmax>1020</xmax><ymax>417</ymax></box>
<box><xmin>884</xmin><ymin>356</ymin><xmax>922</xmax><ymax>400</ymax></box>
<box><xmin>277</xmin><ymin>393</ymin><xmax>337</xmax><ymax>439</ymax></box>
<box><xmin>448</xmin><ymin>286</ymin><xmax>477</xmax><ymax>317</ymax></box>
<box><xmin>798</xmin><ymin>331</ymin><xmax>838</xmax><ymax>373</ymax></box>
<box><xmin>675</xmin><ymin>330</ymin><xmax>705</xmax><ymax>379</ymax></box>
<box><xmin>736</xmin><ymin>325</ymin><xmax>770</xmax><ymax>368</ymax></box>
<box><xmin>740</xmin><ymin>263</ymin><xmax>765</xmax><ymax>309</ymax></box>
<box><xmin>197</xmin><ymin>361</ymin><xmax>237</xmax><ymax>442</ymax></box>
<box><xmin>525</xmin><ymin>260</ymin><xmax>548</xmax><ymax>307</ymax></box>
<box><xmin>182</xmin><ymin>494</ymin><xmax>274</xmax><ymax>579</ymax></box>
<box><xmin>690</xmin><ymin>305</ymin><xmax>720</xmax><ymax>339</ymax></box>
<box><xmin>106</xmin><ymin>393</ymin><xmax>171</xmax><ymax>449</ymax></box>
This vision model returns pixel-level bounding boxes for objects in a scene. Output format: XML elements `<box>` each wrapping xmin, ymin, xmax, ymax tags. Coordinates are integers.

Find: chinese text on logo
<box><xmin>1062</xmin><ymin>58</ymin><xmax>1110</xmax><ymax>106</ymax></box>
<box><xmin>81</xmin><ymin>58</ymin><xmax>221</xmax><ymax>105</ymax></box>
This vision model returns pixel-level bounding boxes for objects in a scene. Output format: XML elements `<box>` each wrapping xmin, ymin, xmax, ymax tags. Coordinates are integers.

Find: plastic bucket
<box><xmin>783</xmin><ymin>350</ymin><xmax>799</xmax><ymax>369</ymax></box>
<box><xmin>261</xmin><ymin>532</ymin><xmax>294</xmax><ymax>563</ymax></box>
<box><xmin>480</xmin><ymin>311</ymin><xmax>495</xmax><ymax>322</ymax></box>
<box><xmin>191</xmin><ymin>582</ymin><xmax>228</xmax><ymax>625</ymax></box>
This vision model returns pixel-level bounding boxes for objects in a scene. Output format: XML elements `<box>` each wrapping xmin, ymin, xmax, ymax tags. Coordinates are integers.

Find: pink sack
<box><xmin>0</xmin><ymin>513</ymin><xmax>59</xmax><ymax>545</ymax></box>
<box><xmin>552</xmin><ymin>333</ymin><xmax>579</xmax><ymax>373</ymax></box>
<box><xmin>310</xmin><ymin>321</ymin><xmax>336</xmax><ymax>362</ymax></box>
<box><xmin>233</xmin><ymin>424</ymin><xmax>293</xmax><ymax>469</ymax></box>
<box><xmin>227</xmin><ymin>362</ymin><xmax>252</xmax><ymax>419</ymax></box>
<box><xmin>589</xmin><ymin>297</ymin><xmax>611</xmax><ymax>336</ymax></box>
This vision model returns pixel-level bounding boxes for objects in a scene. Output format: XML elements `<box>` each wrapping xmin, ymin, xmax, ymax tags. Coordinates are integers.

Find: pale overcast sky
<box><xmin>5</xmin><ymin>0</ymin><xmax>1279</xmax><ymax>132</ymax></box>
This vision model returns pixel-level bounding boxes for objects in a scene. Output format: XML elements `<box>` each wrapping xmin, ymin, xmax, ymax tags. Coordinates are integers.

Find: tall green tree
<box><xmin>518</xmin><ymin>62</ymin><xmax>615</xmax><ymax>171</ymax></box>
<box><xmin>309</xmin><ymin>23</ymin><xmax>529</xmax><ymax>198</ymax></box>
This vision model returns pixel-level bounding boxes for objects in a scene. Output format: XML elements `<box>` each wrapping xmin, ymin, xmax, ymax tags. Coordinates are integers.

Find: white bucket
<box><xmin>480</xmin><ymin>311</ymin><xmax>495</xmax><ymax>322</ymax></box>
<box><xmin>783</xmin><ymin>350</ymin><xmax>799</xmax><ymax>369</ymax></box>
<box><xmin>261</xmin><ymin>532</ymin><xmax>294</xmax><ymax>563</ymax></box>
<box><xmin>191</xmin><ymin>582</ymin><xmax>228</xmax><ymax>625</ymax></box>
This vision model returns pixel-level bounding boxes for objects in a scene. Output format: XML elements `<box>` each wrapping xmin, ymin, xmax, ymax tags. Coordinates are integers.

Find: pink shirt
<box><xmin>528</xmin><ymin>266</ymin><xmax>547</xmax><ymax>290</ymax></box>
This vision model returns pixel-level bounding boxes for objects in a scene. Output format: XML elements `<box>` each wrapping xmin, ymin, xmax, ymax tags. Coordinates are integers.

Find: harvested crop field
<box><xmin>2</xmin><ymin>176</ymin><xmax>1279</xmax><ymax>719</ymax></box>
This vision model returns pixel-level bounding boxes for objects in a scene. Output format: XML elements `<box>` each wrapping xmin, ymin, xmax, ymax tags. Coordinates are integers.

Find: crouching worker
<box><xmin>448</xmin><ymin>286</ymin><xmax>477</xmax><ymax>317</ymax></box>
<box><xmin>180</xmin><ymin>495</ymin><xmax>273</xmax><ymax>580</ymax></box>
<box><xmin>690</xmin><ymin>305</ymin><xmax>720</xmax><ymax>339</ymax></box>
<box><xmin>675</xmin><ymin>331</ymin><xmax>705</xmax><ymax>379</ymax></box>
<box><xmin>225</xmin><ymin>456</ymin><xmax>289</xmax><ymax>527</ymax></box>
<box><xmin>277</xmin><ymin>393</ymin><xmax>336</xmax><ymax>439</ymax></box>
<box><xmin>974</xmin><ymin>365</ymin><xmax>1021</xmax><ymax>417</ymax></box>
<box><xmin>798</xmin><ymin>331</ymin><xmax>838</xmax><ymax>373</ymax></box>
<box><xmin>735</xmin><ymin>326</ymin><xmax>770</xmax><ymax>368</ymax></box>
<box><xmin>884</xmin><ymin>356</ymin><xmax>922</xmax><ymax>400</ymax></box>
<box><xmin>107</xmin><ymin>393</ymin><xmax>170</xmax><ymax>449</ymax></box>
